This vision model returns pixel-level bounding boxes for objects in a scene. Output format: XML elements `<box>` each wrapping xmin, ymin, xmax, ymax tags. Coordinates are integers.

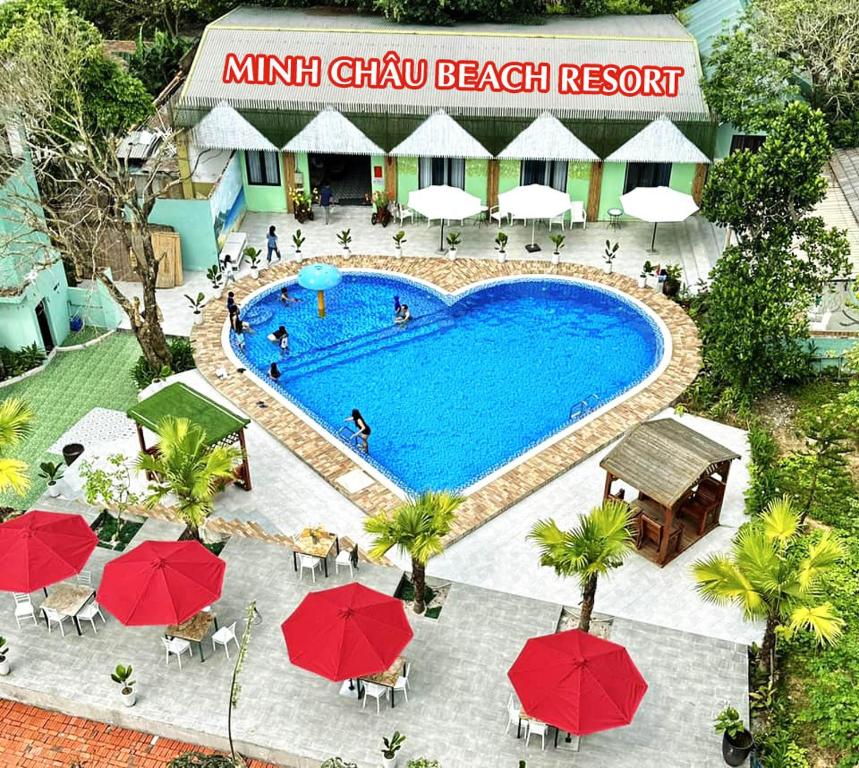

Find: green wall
<box><xmin>599</xmin><ymin>162</ymin><xmax>627</xmax><ymax>221</ymax></box>
<box><xmin>67</xmin><ymin>278</ymin><xmax>122</xmax><ymax>330</ymax></box>
<box><xmin>397</xmin><ymin>157</ymin><xmax>418</xmax><ymax>206</ymax></box>
<box><xmin>498</xmin><ymin>159</ymin><xmax>520</xmax><ymax>195</ymax></box>
<box><xmin>371</xmin><ymin>154</ymin><xmax>385</xmax><ymax>197</ymax></box>
<box><xmin>240</xmin><ymin>150</ymin><xmax>287</xmax><ymax>213</ymax></box>
<box><xmin>295</xmin><ymin>152</ymin><xmax>310</xmax><ymax>196</ymax></box>
<box><xmin>465</xmin><ymin>159</ymin><xmax>488</xmax><ymax>203</ymax></box>
<box><xmin>0</xmin><ymin>261</ymin><xmax>69</xmax><ymax>352</ymax></box>
<box><xmin>669</xmin><ymin>163</ymin><xmax>697</xmax><ymax>194</ymax></box>
<box><xmin>567</xmin><ymin>162</ymin><xmax>592</xmax><ymax>219</ymax></box>
<box><xmin>149</xmin><ymin>197</ymin><xmax>219</xmax><ymax>272</ymax></box>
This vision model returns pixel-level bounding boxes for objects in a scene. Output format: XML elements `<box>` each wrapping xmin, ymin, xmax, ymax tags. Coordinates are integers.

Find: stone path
<box><xmin>191</xmin><ymin>257</ymin><xmax>701</xmax><ymax>546</ymax></box>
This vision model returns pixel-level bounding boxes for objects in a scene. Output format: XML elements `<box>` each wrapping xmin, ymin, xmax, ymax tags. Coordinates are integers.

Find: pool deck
<box><xmin>192</xmin><ymin>258</ymin><xmax>701</xmax><ymax>544</ymax></box>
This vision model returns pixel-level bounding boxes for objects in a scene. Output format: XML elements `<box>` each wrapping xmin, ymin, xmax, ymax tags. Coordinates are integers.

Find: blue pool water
<box><xmin>233</xmin><ymin>273</ymin><xmax>664</xmax><ymax>493</ymax></box>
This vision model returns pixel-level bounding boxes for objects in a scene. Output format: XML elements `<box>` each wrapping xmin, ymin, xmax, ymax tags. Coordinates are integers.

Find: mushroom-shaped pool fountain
<box><xmin>297</xmin><ymin>263</ymin><xmax>342</xmax><ymax>318</ymax></box>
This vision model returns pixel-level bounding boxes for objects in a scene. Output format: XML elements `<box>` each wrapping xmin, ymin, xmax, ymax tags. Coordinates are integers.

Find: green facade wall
<box><xmin>371</xmin><ymin>154</ymin><xmax>385</xmax><ymax>198</ymax></box>
<box><xmin>598</xmin><ymin>162</ymin><xmax>627</xmax><ymax>221</ymax></box>
<box><xmin>397</xmin><ymin>157</ymin><xmax>418</xmax><ymax>206</ymax></box>
<box><xmin>0</xmin><ymin>261</ymin><xmax>69</xmax><ymax>351</ymax></box>
<box><xmin>67</xmin><ymin>278</ymin><xmax>122</xmax><ymax>330</ymax></box>
<box><xmin>498</xmin><ymin>159</ymin><xmax>520</xmax><ymax>195</ymax></box>
<box><xmin>567</xmin><ymin>161</ymin><xmax>592</xmax><ymax>210</ymax></box>
<box><xmin>465</xmin><ymin>159</ymin><xmax>488</xmax><ymax>203</ymax></box>
<box><xmin>669</xmin><ymin>163</ymin><xmax>697</xmax><ymax>194</ymax></box>
<box><xmin>295</xmin><ymin>152</ymin><xmax>310</xmax><ymax>195</ymax></box>
<box><xmin>149</xmin><ymin>197</ymin><xmax>219</xmax><ymax>272</ymax></box>
<box><xmin>240</xmin><ymin>150</ymin><xmax>287</xmax><ymax>213</ymax></box>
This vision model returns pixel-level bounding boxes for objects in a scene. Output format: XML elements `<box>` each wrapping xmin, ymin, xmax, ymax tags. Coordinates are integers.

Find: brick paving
<box><xmin>191</xmin><ymin>257</ymin><xmax>701</xmax><ymax>544</ymax></box>
<box><xmin>0</xmin><ymin>699</ymin><xmax>279</xmax><ymax>767</ymax></box>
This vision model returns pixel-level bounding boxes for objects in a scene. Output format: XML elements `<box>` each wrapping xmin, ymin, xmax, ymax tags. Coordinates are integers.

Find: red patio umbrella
<box><xmin>0</xmin><ymin>510</ymin><xmax>97</xmax><ymax>593</ymax></box>
<box><xmin>97</xmin><ymin>540</ymin><xmax>225</xmax><ymax>626</ymax></box>
<box><xmin>507</xmin><ymin>629</ymin><xmax>648</xmax><ymax>736</ymax></box>
<box><xmin>282</xmin><ymin>582</ymin><xmax>413</xmax><ymax>681</ymax></box>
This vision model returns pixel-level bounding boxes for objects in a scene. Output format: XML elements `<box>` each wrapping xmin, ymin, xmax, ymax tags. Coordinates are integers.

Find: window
<box><xmin>624</xmin><ymin>162</ymin><xmax>671</xmax><ymax>193</ymax></box>
<box><xmin>730</xmin><ymin>134</ymin><xmax>766</xmax><ymax>154</ymax></box>
<box><xmin>520</xmin><ymin>160</ymin><xmax>568</xmax><ymax>192</ymax></box>
<box><xmin>245</xmin><ymin>150</ymin><xmax>281</xmax><ymax>186</ymax></box>
<box><xmin>418</xmin><ymin>157</ymin><xmax>465</xmax><ymax>189</ymax></box>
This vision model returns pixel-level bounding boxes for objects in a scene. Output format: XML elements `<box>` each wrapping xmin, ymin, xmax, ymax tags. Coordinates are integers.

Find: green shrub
<box><xmin>0</xmin><ymin>344</ymin><xmax>47</xmax><ymax>381</ymax></box>
<box><xmin>167</xmin><ymin>753</ymin><xmax>236</xmax><ymax>768</ymax></box>
<box><xmin>745</xmin><ymin>426</ymin><xmax>780</xmax><ymax>517</ymax></box>
<box><xmin>131</xmin><ymin>338</ymin><xmax>195</xmax><ymax>389</ymax></box>
<box><xmin>127</xmin><ymin>28</ymin><xmax>193</xmax><ymax>97</ymax></box>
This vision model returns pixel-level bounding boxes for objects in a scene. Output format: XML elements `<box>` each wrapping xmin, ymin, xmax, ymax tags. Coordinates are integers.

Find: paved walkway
<box><xmin>0</xmin><ymin>699</ymin><xmax>278</xmax><ymax>767</ymax></box>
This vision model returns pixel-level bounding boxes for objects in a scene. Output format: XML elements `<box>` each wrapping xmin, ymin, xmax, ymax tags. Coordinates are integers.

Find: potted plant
<box><xmin>292</xmin><ymin>229</ymin><xmax>306</xmax><ymax>257</ymax></box>
<box><xmin>494</xmin><ymin>231</ymin><xmax>508</xmax><ymax>262</ymax></box>
<box><xmin>206</xmin><ymin>264</ymin><xmax>223</xmax><ymax>298</ymax></box>
<box><xmin>337</xmin><ymin>228</ymin><xmax>352</xmax><ymax>259</ymax></box>
<box><xmin>0</xmin><ymin>637</ymin><xmax>9</xmax><ymax>676</ymax></box>
<box><xmin>289</xmin><ymin>187</ymin><xmax>314</xmax><ymax>223</ymax></box>
<box><xmin>549</xmin><ymin>233</ymin><xmax>565</xmax><ymax>265</ymax></box>
<box><xmin>407</xmin><ymin>761</ymin><xmax>439</xmax><ymax>768</ymax></box>
<box><xmin>603</xmin><ymin>240</ymin><xmax>619</xmax><ymax>274</ymax></box>
<box><xmin>662</xmin><ymin>263</ymin><xmax>682</xmax><ymax>297</ymax></box>
<box><xmin>241</xmin><ymin>248</ymin><xmax>261</xmax><ymax>279</ymax></box>
<box><xmin>185</xmin><ymin>291</ymin><xmax>206</xmax><ymax>324</ymax></box>
<box><xmin>639</xmin><ymin>259</ymin><xmax>654</xmax><ymax>288</ymax></box>
<box><xmin>381</xmin><ymin>732</ymin><xmax>405</xmax><ymax>768</ymax></box>
<box><xmin>371</xmin><ymin>190</ymin><xmax>392</xmax><ymax>226</ymax></box>
<box><xmin>39</xmin><ymin>460</ymin><xmax>64</xmax><ymax>498</ymax></box>
<box><xmin>392</xmin><ymin>230</ymin><xmax>406</xmax><ymax>258</ymax></box>
<box><xmin>714</xmin><ymin>706</ymin><xmax>753</xmax><ymax>766</ymax></box>
<box><xmin>111</xmin><ymin>663</ymin><xmax>136</xmax><ymax>707</ymax></box>
<box><xmin>446</xmin><ymin>231</ymin><xmax>461</xmax><ymax>260</ymax></box>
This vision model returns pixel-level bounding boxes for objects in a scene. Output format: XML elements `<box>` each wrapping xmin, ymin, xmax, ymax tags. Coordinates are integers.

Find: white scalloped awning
<box><xmin>190</xmin><ymin>101</ymin><xmax>277</xmax><ymax>151</ymax></box>
<box><xmin>390</xmin><ymin>110</ymin><xmax>491</xmax><ymax>159</ymax></box>
<box><xmin>605</xmin><ymin>116</ymin><xmax>710</xmax><ymax>164</ymax></box>
<box><xmin>282</xmin><ymin>107</ymin><xmax>383</xmax><ymax>155</ymax></box>
<box><xmin>499</xmin><ymin>113</ymin><xmax>599</xmax><ymax>162</ymax></box>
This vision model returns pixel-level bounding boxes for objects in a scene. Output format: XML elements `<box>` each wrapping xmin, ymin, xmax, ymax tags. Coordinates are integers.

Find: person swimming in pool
<box><xmin>280</xmin><ymin>286</ymin><xmax>301</xmax><ymax>304</ymax></box>
<box><xmin>269</xmin><ymin>362</ymin><xmax>281</xmax><ymax>381</ymax></box>
<box><xmin>394</xmin><ymin>304</ymin><xmax>411</xmax><ymax>324</ymax></box>
<box><xmin>345</xmin><ymin>409</ymin><xmax>371</xmax><ymax>453</ymax></box>
<box><xmin>279</xmin><ymin>331</ymin><xmax>290</xmax><ymax>356</ymax></box>
<box><xmin>269</xmin><ymin>325</ymin><xmax>288</xmax><ymax>343</ymax></box>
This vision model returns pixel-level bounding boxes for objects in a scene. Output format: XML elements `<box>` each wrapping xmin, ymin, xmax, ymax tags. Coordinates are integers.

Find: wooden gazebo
<box><xmin>599</xmin><ymin>419</ymin><xmax>739</xmax><ymax>567</ymax></box>
<box><xmin>127</xmin><ymin>382</ymin><xmax>252</xmax><ymax>491</ymax></box>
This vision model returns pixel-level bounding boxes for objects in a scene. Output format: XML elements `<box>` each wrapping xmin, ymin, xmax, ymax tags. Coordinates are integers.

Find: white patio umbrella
<box><xmin>499</xmin><ymin>184</ymin><xmax>571</xmax><ymax>250</ymax></box>
<box><xmin>407</xmin><ymin>185</ymin><xmax>485</xmax><ymax>253</ymax></box>
<box><xmin>619</xmin><ymin>186</ymin><xmax>699</xmax><ymax>253</ymax></box>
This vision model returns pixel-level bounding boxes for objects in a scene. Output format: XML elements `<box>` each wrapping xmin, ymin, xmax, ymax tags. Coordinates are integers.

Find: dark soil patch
<box><xmin>92</xmin><ymin>511</ymin><xmax>143</xmax><ymax>551</ymax></box>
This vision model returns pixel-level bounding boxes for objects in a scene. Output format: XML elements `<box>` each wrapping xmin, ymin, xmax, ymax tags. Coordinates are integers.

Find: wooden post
<box><xmin>283</xmin><ymin>152</ymin><xmax>296</xmax><ymax>213</ymax></box>
<box><xmin>237</xmin><ymin>428</ymin><xmax>252</xmax><ymax>492</ymax></box>
<box><xmin>385</xmin><ymin>156</ymin><xmax>397</xmax><ymax>203</ymax></box>
<box><xmin>487</xmin><ymin>159</ymin><xmax>500</xmax><ymax>210</ymax></box>
<box><xmin>587</xmin><ymin>162</ymin><xmax>603</xmax><ymax>223</ymax></box>
<box><xmin>602</xmin><ymin>471</ymin><xmax>614</xmax><ymax>502</ymax></box>
<box><xmin>658</xmin><ymin>502</ymin><xmax>678</xmax><ymax>565</ymax></box>
<box><xmin>691</xmin><ymin>163</ymin><xmax>708</xmax><ymax>205</ymax></box>
<box><xmin>175</xmin><ymin>130</ymin><xmax>195</xmax><ymax>200</ymax></box>
<box><xmin>712</xmin><ymin>461</ymin><xmax>730</xmax><ymax>526</ymax></box>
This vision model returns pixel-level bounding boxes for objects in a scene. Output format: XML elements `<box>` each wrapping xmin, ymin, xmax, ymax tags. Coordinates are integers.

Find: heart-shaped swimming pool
<box><xmin>230</xmin><ymin>272</ymin><xmax>666</xmax><ymax>493</ymax></box>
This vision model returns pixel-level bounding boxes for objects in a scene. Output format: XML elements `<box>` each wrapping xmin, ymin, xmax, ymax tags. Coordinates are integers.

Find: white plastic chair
<box><xmin>526</xmin><ymin>719</ymin><xmax>548</xmax><ymax>750</ymax></box>
<box><xmin>335</xmin><ymin>546</ymin><xmax>357</xmax><ymax>578</ymax></box>
<box><xmin>77</xmin><ymin>601</ymin><xmax>106</xmax><ymax>633</ymax></box>
<box><xmin>162</xmin><ymin>636</ymin><xmax>192</xmax><ymax>669</ymax></box>
<box><xmin>393</xmin><ymin>661</ymin><xmax>411</xmax><ymax>703</ymax></box>
<box><xmin>212</xmin><ymin>621</ymin><xmax>239</xmax><ymax>659</ymax></box>
<box><xmin>43</xmin><ymin>607</ymin><xmax>71</xmax><ymax>637</ymax></box>
<box><xmin>362</xmin><ymin>682</ymin><xmax>390</xmax><ymax>714</ymax></box>
<box><xmin>299</xmin><ymin>554</ymin><xmax>322</xmax><ymax>583</ymax></box>
<box><xmin>570</xmin><ymin>201</ymin><xmax>587</xmax><ymax>229</ymax></box>
<box><xmin>504</xmin><ymin>693</ymin><xmax>520</xmax><ymax>735</ymax></box>
<box><xmin>548</xmin><ymin>212</ymin><xmax>566</xmax><ymax>231</ymax></box>
<box><xmin>13</xmin><ymin>593</ymin><xmax>37</xmax><ymax>628</ymax></box>
<box><xmin>397</xmin><ymin>204</ymin><xmax>414</xmax><ymax>226</ymax></box>
<box><xmin>76</xmin><ymin>570</ymin><xmax>93</xmax><ymax>587</ymax></box>
<box><xmin>489</xmin><ymin>205</ymin><xmax>510</xmax><ymax>228</ymax></box>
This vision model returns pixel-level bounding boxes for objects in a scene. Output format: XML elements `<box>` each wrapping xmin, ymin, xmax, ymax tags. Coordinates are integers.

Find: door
<box><xmin>35</xmin><ymin>300</ymin><xmax>54</xmax><ymax>352</ymax></box>
<box><xmin>152</xmin><ymin>231</ymin><xmax>183</xmax><ymax>288</ymax></box>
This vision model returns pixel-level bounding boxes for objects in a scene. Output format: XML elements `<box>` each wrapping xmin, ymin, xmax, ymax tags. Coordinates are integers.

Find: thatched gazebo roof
<box><xmin>600</xmin><ymin>419</ymin><xmax>739</xmax><ymax>507</ymax></box>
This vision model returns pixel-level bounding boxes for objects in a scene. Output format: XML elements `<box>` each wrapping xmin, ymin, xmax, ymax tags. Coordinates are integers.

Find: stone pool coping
<box><xmin>192</xmin><ymin>257</ymin><xmax>701</xmax><ymax>546</ymax></box>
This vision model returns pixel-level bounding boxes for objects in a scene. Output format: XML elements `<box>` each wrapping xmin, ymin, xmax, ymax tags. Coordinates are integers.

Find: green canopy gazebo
<box><xmin>127</xmin><ymin>382</ymin><xmax>253</xmax><ymax>491</ymax></box>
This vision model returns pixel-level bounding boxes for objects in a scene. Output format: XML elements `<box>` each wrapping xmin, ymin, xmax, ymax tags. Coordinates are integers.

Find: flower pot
<box><xmin>294</xmin><ymin>249</ymin><xmax>302</xmax><ymax>258</ymax></box>
<box><xmin>212</xmin><ymin>286</ymin><xmax>223</xmax><ymax>299</ymax></box>
<box><xmin>250</xmin><ymin>267</ymin><xmax>259</xmax><ymax>280</ymax></box>
<box><xmin>604</xmin><ymin>263</ymin><xmax>613</xmax><ymax>274</ymax></box>
<box><xmin>497</xmin><ymin>250</ymin><xmax>507</xmax><ymax>263</ymax></box>
<box><xmin>447</xmin><ymin>248</ymin><xmax>457</xmax><ymax>261</ymax></box>
<box><xmin>395</xmin><ymin>246</ymin><xmax>403</xmax><ymax>259</ymax></box>
<box><xmin>0</xmin><ymin>657</ymin><xmax>10</xmax><ymax>676</ymax></box>
<box><xmin>722</xmin><ymin>730</ymin><xmax>753</xmax><ymax>766</ymax></box>
<box><xmin>663</xmin><ymin>278</ymin><xmax>681</xmax><ymax>298</ymax></box>
<box><xmin>192</xmin><ymin>312</ymin><xmax>203</xmax><ymax>326</ymax></box>
<box><xmin>342</xmin><ymin>248</ymin><xmax>351</xmax><ymax>259</ymax></box>
<box><xmin>638</xmin><ymin>275</ymin><xmax>647</xmax><ymax>288</ymax></box>
<box><xmin>63</xmin><ymin>443</ymin><xmax>85</xmax><ymax>466</ymax></box>
<box><xmin>551</xmin><ymin>251</ymin><xmax>560</xmax><ymax>265</ymax></box>
<box><xmin>381</xmin><ymin>756</ymin><xmax>397</xmax><ymax>768</ymax></box>
<box><xmin>47</xmin><ymin>482</ymin><xmax>60</xmax><ymax>498</ymax></box>
<box><xmin>121</xmin><ymin>688</ymin><xmax>136</xmax><ymax>707</ymax></box>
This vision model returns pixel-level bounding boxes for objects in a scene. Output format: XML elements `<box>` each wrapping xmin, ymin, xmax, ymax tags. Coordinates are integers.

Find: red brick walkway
<box><xmin>0</xmin><ymin>699</ymin><xmax>279</xmax><ymax>767</ymax></box>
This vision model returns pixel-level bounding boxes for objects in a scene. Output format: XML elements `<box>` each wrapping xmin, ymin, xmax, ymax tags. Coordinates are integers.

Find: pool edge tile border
<box><xmin>193</xmin><ymin>257</ymin><xmax>701</xmax><ymax>548</ymax></box>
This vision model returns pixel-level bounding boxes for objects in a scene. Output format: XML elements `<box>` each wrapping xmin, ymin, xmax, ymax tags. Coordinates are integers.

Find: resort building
<box><xmin>169</xmin><ymin>7</ymin><xmax>720</xmax><ymax>267</ymax></box>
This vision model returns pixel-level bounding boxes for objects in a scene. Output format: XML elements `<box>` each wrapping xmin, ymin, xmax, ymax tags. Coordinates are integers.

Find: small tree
<box><xmin>81</xmin><ymin>453</ymin><xmax>142</xmax><ymax>547</ymax></box>
<box><xmin>365</xmin><ymin>491</ymin><xmax>464</xmax><ymax>614</ymax></box>
<box><xmin>0</xmin><ymin>397</ymin><xmax>33</xmax><ymax>497</ymax></box>
<box><xmin>528</xmin><ymin>500</ymin><xmax>634</xmax><ymax>633</ymax></box>
<box><xmin>693</xmin><ymin>496</ymin><xmax>844</xmax><ymax>679</ymax></box>
<box><xmin>136</xmin><ymin>417</ymin><xmax>240</xmax><ymax>540</ymax></box>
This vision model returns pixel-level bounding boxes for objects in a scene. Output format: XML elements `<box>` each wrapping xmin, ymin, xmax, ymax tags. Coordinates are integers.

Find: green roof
<box><xmin>127</xmin><ymin>382</ymin><xmax>249</xmax><ymax>444</ymax></box>
<box><xmin>681</xmin><ymin>0</ymin><xmax>746</xmax><ymax>65</ymax></box>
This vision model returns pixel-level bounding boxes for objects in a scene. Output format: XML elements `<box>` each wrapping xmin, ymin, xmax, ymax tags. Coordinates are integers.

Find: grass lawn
<box><xmin>0</xmin><ymin>332</ymin><xmax>142</xmax><ymax>511</ymax></box>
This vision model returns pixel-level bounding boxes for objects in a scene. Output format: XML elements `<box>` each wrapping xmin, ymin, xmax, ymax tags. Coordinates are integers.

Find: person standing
<box><xmin>222</xmin><ymin>255</ymin><xmax>236</xmax><ymax>285</ymax></box>
<box><xmin>320</xmin><ymin>181</ymin><xmax>333</xmax><ymax>225</ymax></box>
<box><xmin>266</xmin><ymin>225</ymin><xmax>282</xmax><ymax>264</ymax></box>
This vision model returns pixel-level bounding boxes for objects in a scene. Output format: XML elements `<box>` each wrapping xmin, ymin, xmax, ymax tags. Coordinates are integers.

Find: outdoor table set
<box><xmin>356</xmin><ymin>656</ymin><xmax>406</xmax><ymax>708</ymax></box>
<box><xmin>291</xmin><ymin>527</ymin><xmax>339</xmax><ymax>577</ymax></box>
<box><xmin>166</xmin><ymin>610</ymin><xmax>219</xmax><ymax>662</ymax></box>
<box><xmin>40</xmin><ymin>583</ymin><xmax>96</xmax><ymax>636</ymax></box>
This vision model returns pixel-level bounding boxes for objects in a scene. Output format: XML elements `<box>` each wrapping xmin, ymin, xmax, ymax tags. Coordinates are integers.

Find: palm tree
<box><xmin>693</xmin><ymin>495</ymin><xmax>844</xmax><ymax>679</ymax></box>
<box><xmin>364</xmin><ymin>491</ymin><xmax>464</xmax><ymax>614</ymax></box>
<box><xmin>0</xmin><ymin>398</ymin><xmax>34</xmax><ymax>497</ymax></box>
<box><xmin>528</xmin><ymin>500</ymin><xmax>634</xmax><ymax>633</ymax></box>
<box><xmin>136</xmin><ymin>417</ymin><xmax>240</xmax><ymax>540</ymax></box>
